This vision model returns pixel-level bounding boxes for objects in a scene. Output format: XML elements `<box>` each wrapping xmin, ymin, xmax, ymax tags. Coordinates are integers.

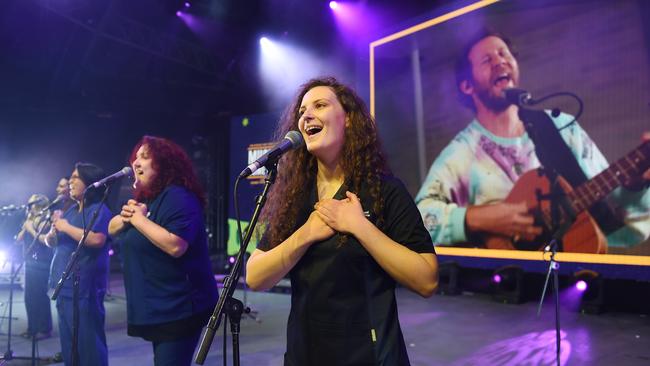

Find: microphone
<box><xmin>0</xmin><ymin>204</ymin><xmax>25</xmax><ymax>212</ymax></box>
<box><xmin>37</xmin><ymin>195</ymin><xmax>66</xmax><ymax>215</ymax></box>
<box><xmin>503</xmin><ymin>88</ymin><xmax>534</xmax><ymax>107</ymax></box>
<box><xmin>239</xmin><ymin>131</ymin><xmax>304</xmax><ymax>178</ymax></box>
<box><xmin>89</xmin><ymin>167</ymin><xmax>133</xmax><ymax>189</ymax></box>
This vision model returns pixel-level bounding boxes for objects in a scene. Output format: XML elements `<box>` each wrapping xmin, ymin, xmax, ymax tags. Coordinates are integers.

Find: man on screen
<box><xmin>415</xmin><ymin>28</ymin><xmax>650</xmax><ymax>252</ymax></box>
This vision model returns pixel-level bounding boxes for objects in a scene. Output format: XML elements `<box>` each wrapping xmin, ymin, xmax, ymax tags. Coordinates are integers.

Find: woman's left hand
<box><xmin>52</xmin><ymin>218</ymin><xmax>70</xmax><ymax>233</ymax></box>
<box><xmin>129</xmin><ymin>201</ymin><xmax>149</xmax><ymax>224</ymax></box>
<box><xmin>314</xmin><ymin>191</ymin><xmax>366</xmax><ymax>235</ymax></box>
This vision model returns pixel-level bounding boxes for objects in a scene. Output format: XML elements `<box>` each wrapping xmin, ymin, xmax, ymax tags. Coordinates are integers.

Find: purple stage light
<box><xmin>229</xmin><ymin>256</ymin><xmax>236</xmax><ymax>264</ymax></box>
<box><xmin>493</xmin><ymin>274</ymin><xmax>502</xmax><ymax>284</ymax></box>
<box><xmin>184</xmin><ymin>2</ymin><xmax>191</xmax><ymax>8</ymax></box>
<box><xmin>575</xmin><ymin>280</ymin><xmax>588</xmax><ymax>292</ymax></box>
<box><xmin>108</xmin><ymin>249</ymin><xmax>114</xmax><ymax>256</ymax></box>
<box><xmin>329</xmin><ymin>1</ymin><xmax>338</xmax><ymax>10</ymax></box>
<box><xmin>176</xmin><ymin>10</ymin><xmax>182</xmax><ymax>16</ymax></box>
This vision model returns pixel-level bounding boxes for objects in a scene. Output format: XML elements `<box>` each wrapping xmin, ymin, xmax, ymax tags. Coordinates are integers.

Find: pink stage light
<box><xmin>575</xmin><ymin>280</ymin><xmax>588</xmax><ymax>292</ymax></box>
<box><xmin>176</xmin><ymin>10</ymin><xmax>182</xmax><ymax>16</ymax></box>
<box><xmin>229</xmin><ymin>256</ymin><xmax>236</xmax><ymax>264</ymax></box>
<box><xmin>492</xmin><ymin>274</ymin><xmax>502</xmax><ymax>284</ymax></box>
<box><xmin>329</xmin><ymin>1</ymin><xmax>338</xmax><ymax>10</ymax></box>
<box><xmin>184</xmin><ymin>2</ymin><xmax>191</xmax><ymax>8</ymax></box>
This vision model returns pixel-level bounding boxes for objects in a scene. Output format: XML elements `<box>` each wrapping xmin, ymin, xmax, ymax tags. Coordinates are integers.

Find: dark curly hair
<box><xmin>262</xmin><ymin>76</ymin><xmax>390</xmax><ymax>248</ymax></box>
<box><xmin>454</xmin><ymin>28</ymin><xmax>518</xmax><ymax>111</ymax></box>
<box><xmin>129</xmin><ymin>135</ymin><xmax>206</xmax><ymax>206</ymax></box>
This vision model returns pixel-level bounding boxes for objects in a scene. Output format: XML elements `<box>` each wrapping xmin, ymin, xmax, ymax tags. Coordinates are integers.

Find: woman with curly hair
<box><xmin>246</xmin><ymin>77</ymin><xmax>439</xmax><ymax>365</ymax></box>
<box><xmin>108</xmin><ymin>136</ymin><xmax>218</xmax><ymax>366</ymax></box>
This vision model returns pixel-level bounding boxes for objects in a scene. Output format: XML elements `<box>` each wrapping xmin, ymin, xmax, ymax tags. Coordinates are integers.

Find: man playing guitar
<box><xmin>415</xmin><ymin>28</ymin><xmax>650</xmax><ymax>253</ymax></box>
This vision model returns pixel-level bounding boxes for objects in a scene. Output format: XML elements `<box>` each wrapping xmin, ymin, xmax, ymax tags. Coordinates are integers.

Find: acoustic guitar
<box><xmin>484</xmin><ymin>141</ymin><xmax>650</xmax><ymax>253</ymax></box>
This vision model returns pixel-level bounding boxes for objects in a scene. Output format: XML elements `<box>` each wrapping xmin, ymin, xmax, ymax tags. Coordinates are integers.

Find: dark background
<box><xmin>0</xmin><ymin>0</ymin><xmax>452</xmax><ymax>252</ymax></box>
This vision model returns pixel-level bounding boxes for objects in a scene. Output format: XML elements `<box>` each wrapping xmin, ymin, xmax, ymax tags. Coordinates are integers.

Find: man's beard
<box><xmin>476</xmin><ymin>86</ymin><xmax>511</xmax><ymax>113</ymax></box>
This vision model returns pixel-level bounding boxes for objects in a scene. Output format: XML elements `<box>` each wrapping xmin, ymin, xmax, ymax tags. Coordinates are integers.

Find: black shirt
<box><xmin>259</xmin><ymin>176</ymin><xmax>435</xmax><ymax>366</ymax></box>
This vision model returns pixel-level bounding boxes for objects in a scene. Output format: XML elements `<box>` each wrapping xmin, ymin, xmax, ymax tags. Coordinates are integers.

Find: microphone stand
<box><xmin>518</xmin><ymin>104</ymin><xmax>576</xmax><ymax>366</ymax></box>
<box><xmin>537</xmin><ymin>238</ymin><xmax>561</xmax><ymax>366</ymax></box>
<box><xmin>51</xmin><ymin>185</ymin><xmax>111</xmax><ymax>366</ymax></box>
<box><xmin>536</xmin><ymin>183</ymin><xmax>574</xmax><ymax>366</ymax></box>
<box><xmin>195</xmin><ymin>164</ymin><xmax>278</xmax><ymax>365</ymax></box>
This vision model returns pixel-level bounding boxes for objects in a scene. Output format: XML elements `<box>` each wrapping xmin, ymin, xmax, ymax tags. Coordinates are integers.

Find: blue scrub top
<box><xmin>120</xmin><ymin>185</ymin><xmax>218</xmax><ymax>326</ymax></box>
<box><xmin>49</xmin><ymin>201</ymin><xmax>111</xmax><ymax>298</ymax></box>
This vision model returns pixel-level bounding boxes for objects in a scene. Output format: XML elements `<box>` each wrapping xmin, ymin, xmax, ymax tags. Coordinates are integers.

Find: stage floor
<box><xmin>0</xmin><ymin>274</ymin><xmax>648</xmax><ymax>365</ymax></box>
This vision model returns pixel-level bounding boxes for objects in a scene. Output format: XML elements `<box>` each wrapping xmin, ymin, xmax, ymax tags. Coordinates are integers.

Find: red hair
<box><xmin>129</xmin><ymin>135</ymin><xmax>206</xmax><ymax>206</ymax></box>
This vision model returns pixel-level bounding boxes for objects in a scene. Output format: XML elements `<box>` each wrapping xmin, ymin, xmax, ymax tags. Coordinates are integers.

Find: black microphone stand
<box><xmin>195</xmin><ymin>164</ymin><xmax>278</xmax><ymax>365</ymax></box>
<box><xmin>518</xmin><ymin>104</ymin><xmax>577</xmax><ymax>366</ymax></box>
<box><xmin>0</xmin><ymin>211</ymin><xmax>52</xmax><ymax>365</ymax></box>
<box><xmin>537</xmin><ymin>186</ymin><xmax>575</xmax><ymax>366</ymax></box>
<box><xmin>51</xmin><ymin>185</ymin><xmax>111</xmax><ymax>366</ymax></box>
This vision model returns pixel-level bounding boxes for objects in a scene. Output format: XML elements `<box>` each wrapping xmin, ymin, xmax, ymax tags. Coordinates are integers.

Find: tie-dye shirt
<box><xmin>415</xmin><ymin>111</ymin><xmax>650</xmax><ymax>248</ymax></box>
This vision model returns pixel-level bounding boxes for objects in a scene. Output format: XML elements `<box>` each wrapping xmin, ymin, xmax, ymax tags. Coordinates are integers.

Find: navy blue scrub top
<box><xmin>120</xmin><ymin>185</ymin><xmax>218</xmax><ymax>328</ymax></box>
<box><xmin>49</xmin><ymin>202</ymin><xmax>111</xmax><ymax>298</ymax></box>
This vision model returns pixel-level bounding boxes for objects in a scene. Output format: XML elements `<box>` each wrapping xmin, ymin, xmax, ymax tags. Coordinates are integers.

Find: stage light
<box><xmin>492</xmin><ymin>265</ymin><xmax>524</xmax><ymax>304</ymax></box>
<box><xmin>571</xmin><ymin>269</ymin><xmax>604</xmax><ymax>314</ymax></box>
<box><xmin>229</xmin><ymin>256</ymin><xmax>236</xmax><ymax>264</ymax></box>
<box><xmin>329</xmin><ymin>1</ymin><xmax>338</xmax><ymax>10</ymax></box>
<box><xmin>437</xmin><ymin>261</ymin><xmax>461</xmax><ymax>295</ymax></box>
<box><xmin>108</xmin><ymin>249</ymin><xmax>114</xmax><ymax>256</ymax></box>
<box><xmin>258</xmin><ymin>36</ymin><xmax>331</xmax><ymax>108</ymax></box>
<box><xmin>176</xmin><ymin>10</ymin><xmax>182</xmax><ymax>16</ymax></box>
<box><xmin>184</xmin><ymin>1</ymin><xmax>191</xmax><ymax>8</ymax></box>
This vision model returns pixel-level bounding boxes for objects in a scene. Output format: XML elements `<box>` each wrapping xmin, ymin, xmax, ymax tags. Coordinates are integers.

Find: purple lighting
<box><xmin>329</xmin><ymin>2</ymin><xmax>380</xmax><ymax>44</ymax></box>
<box><xmin>450</xmin><ymin>330</ymin><xmax>571</xmax><ymax>366</ymax></box>
<box><xmin>184</xmin><ymin>2</ymin><xmax>191</xmax><ymax>8</ymax></box>
<box><xmin>575</xmin><ymin>280</ymin><xmax>588</xmax><ymax>292</ymax></box>
<box><xmin>492</xmin><ymin>274</ymin><xmax>502</xmax><ymax>284</ymax></box>
<box><xmin>176</xmin><ymin>10</ymin><xmax>182</xmax><ymax>16</ymax></box>
<box><xmin>229</xmin><ymin>256</ymin><xmax>236</xmax><ymax>264</ymax></box>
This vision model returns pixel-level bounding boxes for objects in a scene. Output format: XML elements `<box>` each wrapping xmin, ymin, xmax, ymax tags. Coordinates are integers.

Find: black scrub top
<box><xmin>258</xmin><ymin>175</ymin><xmax>435</xmax><ymax>366</ymax></box>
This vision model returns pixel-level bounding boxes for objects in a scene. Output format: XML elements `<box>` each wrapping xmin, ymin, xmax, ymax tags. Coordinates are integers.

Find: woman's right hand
<box><xmin>109</xmin><ymin>200</ymin><xmax>138</xmax><ymax>236</ymax></box>
<box><xmin>246</xmin><ymin>211</ymin><xmax>335</xmax><ymax>292</ymax></box>
<box><xmin>299</xmin><ymin>211</ymin><xmax>335</xmax><ymax>245</ymax></box>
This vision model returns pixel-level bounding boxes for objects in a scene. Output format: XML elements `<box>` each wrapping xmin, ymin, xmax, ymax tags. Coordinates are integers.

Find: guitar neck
<box><xmin>567</xmin><ymin>140</ymin><xmax>650</xmax><ymax>213</ymax></box>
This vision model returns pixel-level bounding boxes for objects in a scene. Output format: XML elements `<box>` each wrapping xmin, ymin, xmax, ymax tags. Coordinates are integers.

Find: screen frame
<box><xmin>368</xmin><ymin>0</ymin><xmax>650</xmax><ymax>266</ymax></box>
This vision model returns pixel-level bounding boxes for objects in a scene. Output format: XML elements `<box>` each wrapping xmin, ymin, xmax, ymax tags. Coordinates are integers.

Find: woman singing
<box><xmin>108</xmin><ymin>136</ymin><xmax>218</xmax><ymax>366</ymax></box>
<box><xmin>45</xmin><ymin>163</ymin><xmax>111</xmax><ymax>366</ymax></box>
<box><xmin>246</xmin><ymin>77</ymin><xmax>439</xmax><ymax>365</ymax></box>
<box><xmin>16</xmin><ymin>194</ymin><xmax>53</xmax><ymax>340</ymax></box>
